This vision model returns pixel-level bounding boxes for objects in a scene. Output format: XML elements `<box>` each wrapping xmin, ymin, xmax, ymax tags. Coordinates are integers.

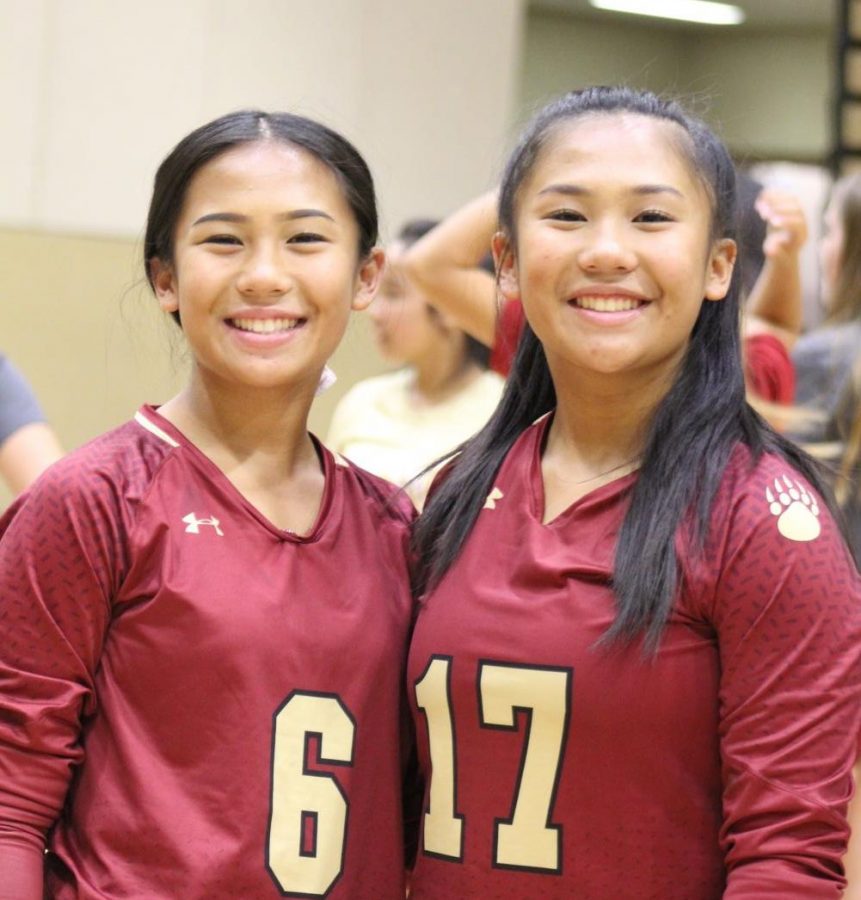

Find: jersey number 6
<box><xmin>415</xmin><ymin>656</ymin><xmax>572</xmax><ymax>874</ymax></box>
<box><xmin>267</xmin><ymin>691</ymin><xmax>355</xmax><ymax>897</ymax></box>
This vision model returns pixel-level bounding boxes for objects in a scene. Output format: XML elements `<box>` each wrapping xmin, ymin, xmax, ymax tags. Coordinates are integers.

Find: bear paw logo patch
<box><xmin>765</xmin><ymin>475</ymin><xmax>820</xmax><ymax>542</ymax></box>
<box><xmin>483</xmin><ymin>487</ymin><xmax>504</xmax><ymax>510</ymax></box>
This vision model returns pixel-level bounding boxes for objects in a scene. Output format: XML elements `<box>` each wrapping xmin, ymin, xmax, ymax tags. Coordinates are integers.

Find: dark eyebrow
<box><xmin>633</xmin><ymin>184</ymin><xmax>684</xmax><ymax>199</ymax></box>
<box><xmin>538</xmin><ymin>184</ymin><xmax>589</xmax><ymax>198</ymax></box>
<box><xmin>537</xmin><ymin>183</ymin><xmax>684</xmax><ymax>199</ymax></box>
<box><xmin>191</xmin><ymin>209</ymin><xmax>336</xmax><ymax>227</ymax></box>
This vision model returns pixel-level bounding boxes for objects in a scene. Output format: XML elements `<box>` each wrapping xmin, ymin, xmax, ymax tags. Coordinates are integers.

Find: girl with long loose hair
<box><xmin>407</xmin><ymin>86</ymin><xmax>861</xmax><ymax>898</ymax></box>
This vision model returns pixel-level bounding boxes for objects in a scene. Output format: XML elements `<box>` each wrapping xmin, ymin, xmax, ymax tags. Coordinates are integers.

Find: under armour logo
<box><xmin>182</xmin><ymin>512</ymin><xmax>224</xmax><ymax>536</ymax></box>
<box><xmin>483</xmin><ymin>487</ymin><xmax>504</xmax><ymax>510</ymax></box>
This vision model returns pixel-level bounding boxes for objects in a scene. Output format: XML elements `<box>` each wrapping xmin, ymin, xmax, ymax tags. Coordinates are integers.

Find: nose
<box><xmin>236</xmin><ymin>243</ymin><xmax>291</xmax><ymax>298</ymax></box>
<box><xmin>577</xmin><ymin>221</ymin><xmax>637</xmax><ymax>273</ymax></box>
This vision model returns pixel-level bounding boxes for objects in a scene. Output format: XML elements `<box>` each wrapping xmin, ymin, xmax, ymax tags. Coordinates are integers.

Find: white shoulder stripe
<box><xmin>134</xmin><ymin>411</ymin><xmax>180</xmax><ymax>448</ymax></box>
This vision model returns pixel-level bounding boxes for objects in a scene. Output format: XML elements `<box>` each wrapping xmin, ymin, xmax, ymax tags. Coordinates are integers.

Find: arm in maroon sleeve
<box><xmin>0</xmin><ymin>460</ymin><xmax>122</xmax><ymax>898</ymax></box>
<box><xmin>705</xmin><ymin>466</ymin><xmax>861</xmax><ymax>897</ymax></box>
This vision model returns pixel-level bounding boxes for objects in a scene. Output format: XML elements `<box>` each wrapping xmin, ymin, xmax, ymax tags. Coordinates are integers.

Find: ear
<box><xmin>150</xmin><ymin>258</ymin><xmax>179</xmax><ymax>313</ymax></box>
<box><xmin>492</xmin><ymin>231</ymin><xmax>519</xmax><ymax>303</ymax></box>
<box><xmin>352</xmin><ymin>247</ymin><xmax>386</xmax><ymax>312</ymax></box>
<box><xmin>704</xmin><ymin>238</ymin><xmax>737</xmax><ymax>302</ymax></box>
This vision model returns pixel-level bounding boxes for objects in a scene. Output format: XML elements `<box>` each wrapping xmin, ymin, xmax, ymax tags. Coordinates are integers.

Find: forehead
<box><xmin>527</xmin><ymin>113</ymin><xmax>701</xmax><ymax>195</ymax></box>
<box><xmin>181</xmin><ymin>140</ymin><xmax>347</xmax><ymax>214</ymax></box>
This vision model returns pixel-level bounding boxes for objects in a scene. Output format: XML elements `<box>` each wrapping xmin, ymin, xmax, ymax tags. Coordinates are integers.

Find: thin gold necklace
<box><xmin>567</xmin><ymin>455</ymin><xmax>641</xmax><ymax>485</ymax></box>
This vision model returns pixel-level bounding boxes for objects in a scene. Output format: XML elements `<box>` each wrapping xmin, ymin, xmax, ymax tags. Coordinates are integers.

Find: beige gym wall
<box><xmin>520</xmin><ymin>9</ymin><xmax>831</xmax><ymax>162</ymax></box>
<box><xmin>0</xmin><ymin>0</ymin><xmax>525</xmax><ymax>507</ymax></box>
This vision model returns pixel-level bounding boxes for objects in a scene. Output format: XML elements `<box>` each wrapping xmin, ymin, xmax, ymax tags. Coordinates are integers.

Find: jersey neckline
<box><xmin>526</xmin><ymin>413</ymin><xmax>640</xmax><ymax>529</ymax></box>
<box><xmin>134</xmin><ymin>405</ymin><xmax>337</xmax><ymax>544</ymax></box>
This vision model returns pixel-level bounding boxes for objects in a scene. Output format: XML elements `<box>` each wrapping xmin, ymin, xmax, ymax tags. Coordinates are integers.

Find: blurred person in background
<box><xmin>327</xmin><ymin>219</ymin><xmax>503</xmax><ymax>508</ymax></box>
<box><xmin>0</xmin><ymin>353</ymin><xmax>62</xmax><ymax>495</ymax></box>
<box><xmin>789</xmin><ymin>172</ymin><xmax>861</xmax><ymax>560</ymax></box>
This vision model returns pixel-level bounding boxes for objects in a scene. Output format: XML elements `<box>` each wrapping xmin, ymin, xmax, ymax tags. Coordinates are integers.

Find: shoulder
<box><xmin>687</xmin><ymin>446</ymin><xmax>855</xmax><ymax>610</ymax></box>
<box><xmin>334</xmin><ymin>370</ymin><xmax>409</xmax><ymax>409</ymax></box>
<box><xmin>327</xmin><ymin>371</ymin><xmax>409</xmax><ymax>445</ymax></box>
<box><xmin>6</xmin><ymin>413</ymin><xmax>175</xmax><ymax>530</ymax></box>
<box><xmin>0</xmin><ymin>414</ymin><xmax>178</xmax><ymax>597</ymax></box>
<box><xmin>712</xmin><ymin>447</ymin><xmax>829</xmax><ymax>544</ymax></box>
<box><xmin>467</xmin><ymin>369</ymin><xmax>505</xmax><ymax>399</ymax></box>
<box><xmin>323</xmin><ymin>443</ymin><xmax>415</xmax><ymax>525</ymax></box>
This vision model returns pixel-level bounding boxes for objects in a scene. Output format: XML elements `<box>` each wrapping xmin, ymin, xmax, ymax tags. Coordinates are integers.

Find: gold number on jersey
<box><xmin>479</xmin><ymin>662</ymin><xmax>571</xmax><ymax>872</ymax></box>
<box><xmin>267</xmin><ymin>691</ymin><xmax>355</xmax><ymax>897</ymax></box>
<box><xmin>414</xmin><ymin>655</ymin><xmax>464</xmax><ymax>860</ymax></box>
<box><xmin>414</xmin><ymin>657</ymin><xmax>571</xmax><ymax>872</ymax></box>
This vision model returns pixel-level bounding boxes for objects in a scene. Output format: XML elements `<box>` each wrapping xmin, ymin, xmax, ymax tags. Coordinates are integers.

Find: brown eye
<box><xmin>634</xmin><ymin>210</ymin><xmax>673</xmax><ymax>224</ymax></box>
<box><xmin>546</xmin><ymin>209</ymin><xmax>585</xmax><ymax>222</ymax></box>
<box><xmin>288</xmin><ymin>232</ymin><xmax>327</xmax><ymax>244</ymax></box>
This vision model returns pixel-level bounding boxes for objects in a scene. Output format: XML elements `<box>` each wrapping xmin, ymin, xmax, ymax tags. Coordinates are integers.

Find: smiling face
<box><xmin>151</xmin><ymin>139</ymin><xmax>382</xmax><ymax>397</ymax></box>
<box><xmin>495</xmin><ymin>113</ymin><xmax>735</xmax><ymax>392</ymax></box>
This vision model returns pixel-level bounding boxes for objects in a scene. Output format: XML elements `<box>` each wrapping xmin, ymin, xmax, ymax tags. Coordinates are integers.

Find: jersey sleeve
<box><xmin>699</xmin><ymin>465</ymin><xmax>861</xmax><ymax>896</ymax></box>
<box><xmin>0</xmin><ymin>458</ymin><xmax>126</xmax><ymax>896</ymax></box>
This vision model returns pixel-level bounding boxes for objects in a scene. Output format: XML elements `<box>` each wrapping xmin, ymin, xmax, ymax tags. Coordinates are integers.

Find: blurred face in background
<box><xmin>370</xmin><ymin>241</ymin><xmax>447</xmax><ymax>365</ymax></box>
<box><xmin>819</xmin><ymin>196</ymin><xmax>844</xmax><ymax>308</ymax></box>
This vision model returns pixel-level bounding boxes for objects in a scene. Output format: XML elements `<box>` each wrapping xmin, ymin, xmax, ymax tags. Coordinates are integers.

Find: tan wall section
<box><xmin>0</xmin><ymin>227</ymin><xmax>387</xmax><ymax>447</ymax></box>
<box><xmin>519</xmin><ymin>11</ymin><xmax>831</xmax><ymax>163</ymax></box>
<box><xmin>519</xmin><ymin>12</ymin><xmax>686</xmax><ymax>117</ymax></box>
<box><xmin>0</xmin><ymin>0</ymin><xmax>524</xmax><ymax>508</ymax></box>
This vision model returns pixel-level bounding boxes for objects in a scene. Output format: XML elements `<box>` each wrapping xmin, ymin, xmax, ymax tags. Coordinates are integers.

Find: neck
<box><xmin>158</xmin><ymin>366</ymin><xmax>318</xmax><ymax>475</ymax></box>
<box><xmin>411</xmin><ymin>339</ymin><xmax>477</xmax><ymax>402</ymax></box>
<box><xmin>545</xmin><ymin>360</ymin><xmax>675</xmax><ymax>477</ymax></box>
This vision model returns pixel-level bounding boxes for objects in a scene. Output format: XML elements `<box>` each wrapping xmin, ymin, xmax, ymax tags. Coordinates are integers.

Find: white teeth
<box><xmin>231</xmin><ymin>317</ymin><xmax>300</xmax><ymax>334</ymax></box>
<box><xmin>574</xmin><ymin>296</ymin><xmax>642</xmax><ymax>312</ymax></box>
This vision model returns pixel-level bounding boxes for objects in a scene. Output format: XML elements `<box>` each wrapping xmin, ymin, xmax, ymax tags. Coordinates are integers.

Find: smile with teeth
<box><xmin>229</xmin><ymin>317</ymin><xmax>303</xmax><ymax>334</ymax></box>
<box><xmin>572</xmin><ymin>295</ymin><xmax>645</xmax><ymax>312</ymax></box>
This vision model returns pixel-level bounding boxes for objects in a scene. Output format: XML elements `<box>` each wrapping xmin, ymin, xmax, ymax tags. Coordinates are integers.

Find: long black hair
<box><xmin>412</xmin><ymin>86</ymin><xmax>845</xmax><ymax>651</ymax></box>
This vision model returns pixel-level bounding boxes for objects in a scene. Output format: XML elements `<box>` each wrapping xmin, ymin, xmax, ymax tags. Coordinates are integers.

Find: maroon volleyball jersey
<box><xmin>407</xmin><ymin>415</ymin><xmax>861</xmax><ymax>899</ymax></box>
<box><xmin>0</xmin><ymin>406</ymin><xmax>414</xmax><ymax>900</ymax></box>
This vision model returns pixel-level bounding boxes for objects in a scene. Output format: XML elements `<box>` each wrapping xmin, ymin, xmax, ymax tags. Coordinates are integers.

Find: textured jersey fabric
<box><xmin>326</xmin><ymin>367</ymin><xmax>504</xmax><ymax>509</ymax></box>
<box><xmin>0</xmin><ymin>354</ymin><xmax>45</xmax><ymax>446</ymax></box>
<box><xmin>0</xmin><ymin>406</ymin><xmax>414</xmax><ymax>899</ymax></box>
<box><xmin>407</xmin><ymin>416</ymin><xmax>861</xmax><ymax>898</ymax></box>
<box><xmin>489</xmin><ymin>300</ymin><xmax>796</xmax><ymax>405</ymax></box>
